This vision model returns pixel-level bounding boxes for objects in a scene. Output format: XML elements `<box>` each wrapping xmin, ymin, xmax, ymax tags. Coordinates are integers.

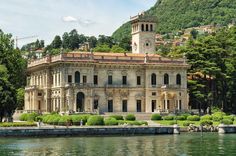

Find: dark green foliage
<box><xmin>109</xmin><ymin>115</ymin><xmax>123</xmax><ymax>120</ymax></box>
<box><xmin>151</xmin><ymin>114</ymin><xmax>162</xmax><ymax>120</ymax></box>
<box><xmin>180</xmin><ymin>113</ymin><xmax>191</xmax><ymax>119</ymax></box>
<box><xmin>187</xmin><ymin>115</ymin><xmax>200</xmax><ymax>121</ymax></box>
<box><xmin>162</xmin><ymin>115</ymin><xmax>174</xmax><ymax>120</ymax></box>
<box><xmin>176</xmin><ymin>116</ymin><xmax>186</xmax><ymax>120</ymax></box>
<box><xmin>201</xmin><ymin>115</ymin><xmax>212</xmax><ymax>121</ymax></box>
<box><xmin>221</xmin><ymin>119</ymin><xmax>233</xmax><ymax>125</ymax></box>
<box><xmin>104</xmin><ymin>118</ymin><xmax>118</xmax><ymax>126</ymax></box>
<box><xmin>125</xmin><ymin>114</ymin><xmax>136</xmax><ymax>121</ymax></box>
<box><xmin>113</xmin><ymin>0</ymin><xmax>236</xmax><ymax>40</ymax></box>
<box><xmin>87</xmin><ymin>116</ymin><xmax>104</xmax><ymax>126</ymax></box>
<box><xmin>200</xmin><ymin>120</ymin><xmax>213</xmax><ymax>126</ymax></box>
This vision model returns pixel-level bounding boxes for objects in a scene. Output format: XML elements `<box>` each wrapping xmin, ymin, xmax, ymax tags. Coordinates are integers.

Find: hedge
<box><xmin>104</xmin><ymin>118</ymin><xmax>118</xmax><ymax>126</ymax></box>
<box><xmin>109</xmin><ymin>115</ymin><xmax>123</xmax><ymax>120</ymax></box>
<box><xmin>182</xmin><ymin>121</ymin><xmax>193</xmax><ymax>127</ymax></box>
<box><xmin>221</xmin><ymin>119</ymin><xmax>233</xmax><ymax>125</ymax></box>
<box><xmin>71</xmin><ymin>115</ymin><xmax>90</xmax><ymax>125</ymax></box>
<box><xmin>187</xmin><ymin>115</ymin><xmax>200</xmax><ymax>121</ymax></box>
<box><xmin>176</xmin><ymin>116</ymin><xmax>186</xmax><ymax>120</ymax></box>
<box><xmin>212</xmin><ymin>112</ymin><xmax>226</xmax><ymax>121</ymax></box>
<box><xmin>87</xmin><ymin>116</ymin><xmax>104</xmax><ymax>126</ymax></box>
<box><xmin>200</xmin><ymin>120</ymin><xmax>213</xmax><ymax>126</ymax></box>
<box><xmin>0</xmin><ymin>122</ymin><xmax>37</xmax><ymax>127</ymax></box>
<box><xmin>162</xmin><ymin>116</ymin><xmax>174</xmax><ymax>120</ymax></box>
<box><xmin>223</xmin><ymin>115</ymin><xmax>234</xmax><ymax>121</ymax></box>
<box><xmin>200</xmin><ymin>115</ymin><xmax>212</xmax><ymax>121</ymax></box>
<box><xmin>118</xmin><ymin>120</ymin><xmax>148</xmax><ymax>126</ymax></box>
<box><xmin>19</xmin><ymin>113</ymin><xmax>39</xmax><ymax>122</ymax></box>
<box><xmin>151</xmin><ymin>114</ymin><xmax>162</xmax><ymax>120</ymax></box>
<box><xmin>125</xmin><ymin>114</ymin><xmax>136</xmax><ymax>121</ymax></box>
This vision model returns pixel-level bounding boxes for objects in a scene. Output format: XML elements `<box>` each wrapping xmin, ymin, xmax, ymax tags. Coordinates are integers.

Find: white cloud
<box><xmin>62</xmin><ymin>16</ymin><xmax>78</xmax><ymax>22</ymax></box>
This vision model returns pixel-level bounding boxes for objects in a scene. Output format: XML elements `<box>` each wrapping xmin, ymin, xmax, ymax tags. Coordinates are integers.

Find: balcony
<box><xmin>151</xmin><ymin>84</ymin><xmax>181</xmax><ymax>89</ymax></box>
<box><xmin>105</xmin><ymin>84</ymin><xmax>130</xmax><ymax>89</ymax></box>
<box><xmin>25</xmin><ymin>85</ymin><xmax>38</xmax><ymax>91</ymax></box>
<box><xmin>65</xmin><ymin>83</ymin><xmax>94</xmax><ymax>88</ymax></box>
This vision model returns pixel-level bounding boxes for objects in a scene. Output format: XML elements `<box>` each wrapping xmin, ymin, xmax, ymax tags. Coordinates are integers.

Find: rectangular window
<box><xmin>122</xmin><ymin>76</ymin><xmax>127</xmax><ymax>85</ymax></box>
<box><xmin>94</xmin><ymin>100</ymin><xmax>98</xmax><ymax>109</ymax></box>
<box><xmin>122</xmin><ymin>100</ymin><xmax>128</xmax><ymax>112</ymax></box>
<box><xmin>83</xmin><ymin>76</ymin><xmax>87</xmax><ymax>83</ymax></box>
<box><xmin>68</xmin><ymin>75</ymin><xmax>72</xmax><ymax>83</ymax></box>
<box><xmin>152</xmin><ymin>92</ymin><xmax>156</xmax><ymax>96</ymax></box>
<box><xmin>94</xmin><ymin>75</ymin><xmax>98</xmax><ymax>85</ymax></box>
<box><xmin>108</xmin><ymin>100</ymin><xmax>113</xmax><ymax>112</ymax></box>
<box><xmin>108</xmin><ymin>75</ymin><xmax>112</xmax><ymax>85</ymax></box>
<box><xmin>136</xmin><ymin>100</ymin><xmax>142</xmax><ymax>112</ymax></box>
<box><xmin>137</xmin><ymin>76</ymin><xmax>141</xmax><ymax>85</ymax></box>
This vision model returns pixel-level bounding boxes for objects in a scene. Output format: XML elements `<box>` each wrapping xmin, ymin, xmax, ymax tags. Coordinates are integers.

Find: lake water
<box><xmin>0</xmin><ymin>133</ymin><xmax>236</xmax><ymax>156</ymax></box>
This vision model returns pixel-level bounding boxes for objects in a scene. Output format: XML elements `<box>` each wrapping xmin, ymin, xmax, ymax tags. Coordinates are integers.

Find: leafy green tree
<box><xmin>111</xmin><ymin>45</ymin><xmax>126</xmax><ymax>53</ymax></box>
<box><xmin>51</xmin><ymin>35</ymin><xmax>62</xmax><ymax>49</ymax></box>
<box><xmin>93</xmin><ymin>44</ymin><xmax>111</xmax><ymax>52</ymax></box>
<box><xmin>0</xmin><ymin>65</ymin><xmax>16</xmax><ymax>122</ymax></box>
<box><xmin>16</xmin><ymin>88</ymin><xmax>25</xmax><ymax>110</ymax></box>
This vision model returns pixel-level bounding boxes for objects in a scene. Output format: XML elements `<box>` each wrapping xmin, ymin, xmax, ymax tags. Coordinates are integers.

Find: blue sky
<box><xmin>0</xmin><ymin>0</ymin><xmax>156</xmax><ymax>47</ymax></box>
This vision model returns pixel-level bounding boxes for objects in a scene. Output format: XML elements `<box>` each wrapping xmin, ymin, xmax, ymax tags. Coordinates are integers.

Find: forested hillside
<box><xmin>112</xmin><ymin>0</ymin><xmax>236</xmax><ymax>42</ymax></box>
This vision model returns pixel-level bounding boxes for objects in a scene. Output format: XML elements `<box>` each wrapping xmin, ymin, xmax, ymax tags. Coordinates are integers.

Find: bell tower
<box><xmin>130</xmin><ymin>13</ymin><xmax>156</xmax><ymax>54</ymax></box>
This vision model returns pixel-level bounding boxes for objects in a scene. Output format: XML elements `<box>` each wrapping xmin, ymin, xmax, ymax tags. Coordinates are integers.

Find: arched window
<box><xmin>164</xmin><ymin>73</ymin><xmax>169</xmax><ymax>85</ymax></box>
<box><xmin>146</xmin><ymin>24</ymin><xmax>149</xmax><ymax>31</ymax></box>
<box><xmin>150</xmin><ymin>24</ymin><xmax>153</xmax><ymax>31</ymax></box>
<box><xmin>141</xmin><ymin>24</ymin><xmax>144</xmax><ymax>31</ymax></box>
<box><xmin>176</xmin><ymin>74</ymin><xmax>181</xmax><ymax>85</ymax></box>
<box><xmin>151</xmin><ymin>73</ymin><xmax>156</xmax><ymax>85</ymax></box>
<box><xmin>75</xmin><ymin>71</ymin><xmax>80</xmax><ymax>83</ymax></box>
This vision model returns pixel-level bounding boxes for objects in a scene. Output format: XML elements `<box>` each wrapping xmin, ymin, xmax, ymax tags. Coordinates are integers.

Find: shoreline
<box><xmin>0</xmin><ymin>125</ymin><xmax>180</xmax><ymax>137</ymax></box>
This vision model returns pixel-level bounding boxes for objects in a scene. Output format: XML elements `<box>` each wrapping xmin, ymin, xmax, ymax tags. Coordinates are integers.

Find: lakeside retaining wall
<box><xmin>218</xmin><ymin>124</ymin><xmax>236</xmax><ymax>134</ymax></box>
<box><xmin>0</xmin><ymin>126</ymin><xmax>180</xmax><ymax>137</ymax></box>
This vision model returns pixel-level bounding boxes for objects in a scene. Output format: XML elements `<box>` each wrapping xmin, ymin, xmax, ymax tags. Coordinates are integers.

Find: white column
<box><xmin>53</xmin><ymin>73</ymin><xmax>56</xmax><ymax>87</ymax></box>
<box><xmin>164</xmin><ymin>91</ymin><xmax>167</xmax><ymax>110</ymax></box>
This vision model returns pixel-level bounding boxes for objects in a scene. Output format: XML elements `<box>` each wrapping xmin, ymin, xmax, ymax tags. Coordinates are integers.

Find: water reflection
<box><xmin>0</xmin><ymin>133</ymin><xmax>236</xmax><ymax>156</ymax></box>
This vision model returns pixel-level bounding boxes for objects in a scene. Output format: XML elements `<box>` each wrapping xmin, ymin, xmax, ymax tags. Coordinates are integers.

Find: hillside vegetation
<box><xmin>112</xmin><ymin>0</ymin><xmax>236</xmax><ymax>41</ymax></box>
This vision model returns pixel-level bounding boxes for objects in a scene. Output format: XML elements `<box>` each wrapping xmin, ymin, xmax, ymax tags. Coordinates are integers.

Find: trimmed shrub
<box><xmin>176</xmin><ymin>116</ymin><xmax>186</xmax><ymax>120</ymax></box>
<box><xmin>212</xmin><ymin>112</ymin><xmax>226</xmax><ymax>121</ymax></box>
<box><xmin>162</xmin><ymin>116</ymin><xmax>174</xmax><ymax>120</ymax></box>
<box><xmin>200</xmin><ymin>120</ymin><xmax>213</xmax><ymax>126</ymax></box>
<box><xmin>125</xmin><ymin>114</ymin><xmax>136</xmax><ymax>121</ymax></box>
<box><xmin>180</xmin><ymin>113</ymin><xmax>191</xmax><ymax>119</ymax></box>
<box><xmin>87</xmin><ymin>116</ymin><xmax>104</xmax><ymax>126</ymax></box>
<box><xmin>183</xmin><ymin>121</ymin><xmax>193</xmax><ymax>127</ymax></box>
<box><xmin>19</xmin><ymin>113</ymin><xmax>39</xmax><ymax>121</ymax></box>
<box><xmin>151</xmin><ymin>114</ymin><xmax>162</xmax><ymax>120</ymax></box>
<box><xmin>71</xmin><ymin>115</ymin><xmax>90</xmax><ymax>125</ymax></box>
<box><xmin>109</xmin><ymin>115</ymin><xmax>123</xmax><ymax>120</ymax></box>
<box><xmin>19</xmin><ymin>113</ymin><xmax>29</xmax><ymax>121</ymax></box>
<box><xmin>221</xmin><ymin>119</ymin><xmax>233</xmax><ymax>125</ymax></box>
<box><xmin>223</xmin><ymin>115</ymin><xmax>234</xmax><ymax>121</ymax></box>
<box><xmin>104</xmin><ymin>118</ymin><xmax>118</xmax><ymax>126</ymax></box>
<box><xmin>58</xmin><ymin>116</ymin><xmax>72</xmax><ymax>126</ymax></box>
<box><xmin>200</xmin><ymin>115</ymin><xmax>212</xmax><ymax>121</ymax></box>
<box><xmin>187</xmin><ymin>115</ymin><xmax>200</xmax><ymax>121</ymax></box>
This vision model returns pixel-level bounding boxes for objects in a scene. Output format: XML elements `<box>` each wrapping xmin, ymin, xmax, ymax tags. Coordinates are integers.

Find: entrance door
<box><xmin>152</xmin><ymin>100</ymin><xmax>156</xmax><ymax>112</ymax></box>
<box><xmin>76</xmin><ymin>92</ymin><xmax>85</xmax><ymax>112</ymax></box>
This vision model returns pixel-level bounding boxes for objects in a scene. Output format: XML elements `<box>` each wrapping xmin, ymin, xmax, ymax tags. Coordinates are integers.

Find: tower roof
<box><xmin>130</xmin><ymin>12</ymin><xmax>157</xmax><ymax>24</ymax></box>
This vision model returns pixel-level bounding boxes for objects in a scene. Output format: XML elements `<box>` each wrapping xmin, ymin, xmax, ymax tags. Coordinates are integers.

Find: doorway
<box><xmin>76</xmin><ymin>92</ymin><xmax>85</xmax><ymax>112</ymax></box>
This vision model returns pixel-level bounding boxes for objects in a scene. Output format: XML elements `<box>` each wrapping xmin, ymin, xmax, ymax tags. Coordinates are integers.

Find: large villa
<box><xmin>24</xmin><ymin>13</ymin><xmax>190</xmax><ymax>114</ymax></box>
